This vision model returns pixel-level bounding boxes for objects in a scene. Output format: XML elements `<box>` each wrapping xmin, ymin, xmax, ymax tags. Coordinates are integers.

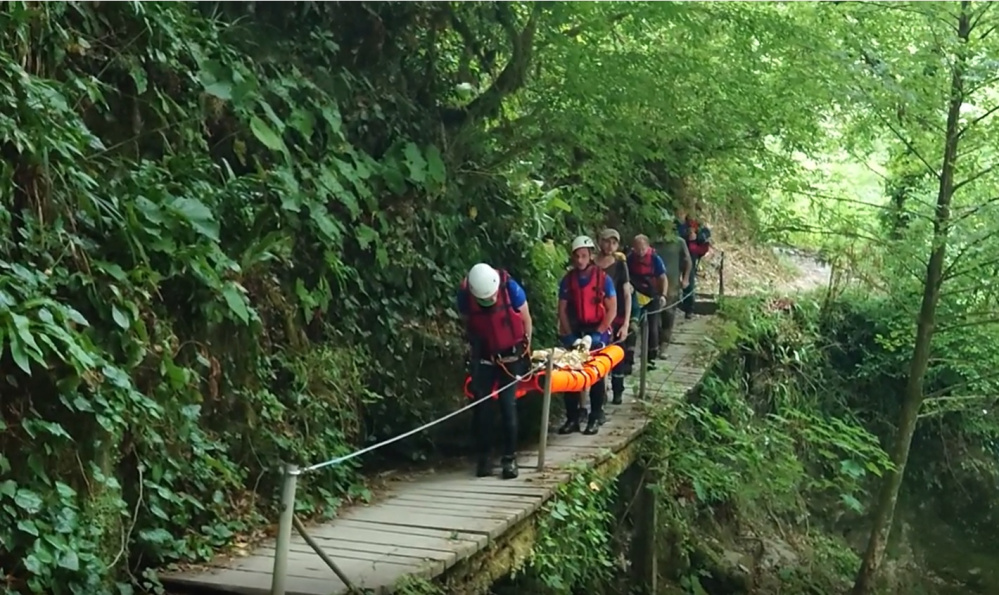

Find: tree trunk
<box><xmin>850</xmin><ymin>4</ymin><xmax>971</xmax><ymax>593</ymax></box>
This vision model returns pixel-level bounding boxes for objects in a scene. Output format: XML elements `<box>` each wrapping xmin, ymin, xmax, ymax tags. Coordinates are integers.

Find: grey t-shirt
<box><xmin>653</xmin><ymin>236</ymin><xmax>691</xmax><ymax>294</ymax></box>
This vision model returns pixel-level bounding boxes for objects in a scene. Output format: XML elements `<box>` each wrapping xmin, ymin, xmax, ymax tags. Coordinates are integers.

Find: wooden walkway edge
<box><xmin>160</xmin><ymin>316</ymin><xmax>718</xmax><ymax>595</ymax></box>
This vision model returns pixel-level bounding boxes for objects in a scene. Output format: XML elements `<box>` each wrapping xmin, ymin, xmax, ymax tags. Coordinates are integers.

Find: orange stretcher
<box><xmin>463</xmin><ymin>345</ymin><xmax>625</xmax><ymax>399</ymax></box>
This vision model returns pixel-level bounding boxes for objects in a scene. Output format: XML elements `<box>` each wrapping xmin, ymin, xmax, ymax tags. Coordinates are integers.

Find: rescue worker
<box><xmin>457</xmin><ymin>263</ymin><xmax>533</xmax><ymax>479</ymax></box>
<box><xmin>652</xmin><ymin>227</ymin><xmax>691</xmax><ymax>351</ymax></box>
<box><xmin>676</xmin><ymin>207</ymin><xmax>711</xmax><ymax>319</ymax></box>
<box><xmin>594</xmin><ymin>228</ymin><xmax>634</xmax><ymax>406</ymax></box>
<box><xmin>627</xmin><ymin>234</ymin><xmax>668</xmax><ymax>368</ymax></box>
<box><xmin>557</xmin><ymin>236</ymin><xmax>617</xmax><ymax>435</ymax></box>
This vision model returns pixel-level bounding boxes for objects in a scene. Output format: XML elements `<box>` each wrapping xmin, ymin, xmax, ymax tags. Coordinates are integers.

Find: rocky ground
<box><xmin>695</xmin><ymin>228</ymin><xmax>832</xmax><ymax>298</ymax></box>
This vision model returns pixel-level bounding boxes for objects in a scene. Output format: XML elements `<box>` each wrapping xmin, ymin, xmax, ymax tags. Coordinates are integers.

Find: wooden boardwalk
<box><xmin>161</xmin><ymin>316</ymin><xmax>717</xmax><ymax>595</ymax></box>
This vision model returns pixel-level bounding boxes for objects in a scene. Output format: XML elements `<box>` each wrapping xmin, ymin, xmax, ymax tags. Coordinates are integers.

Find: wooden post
<box><xmin>630</xmin><ymin>465</ymin><xmax>659</xmax><ymax>594</ymax></box>
<box><xmin>271</xmin><ymin>463</ymin><xmax>299</xmax><ymax>595</ymax></box>
<box><xmin>639</xmin><ymin>314</ymin><xmax>649</xmax><ymax>400</ymax></box>
<box><xmin>536</xmin><ymin>352</ymin><xmax>555</xmax><ymax>471</ymax></box>
<box><xmin>719</xmin><ymin>250</ymin><xmax>726</xmax><ymax>297</ymax></box>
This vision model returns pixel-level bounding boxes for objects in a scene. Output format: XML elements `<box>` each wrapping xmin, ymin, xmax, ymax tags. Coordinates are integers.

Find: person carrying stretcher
<box><xmin>557</xmin><ymin>236</ymin><xmax>617</xmax><ymax>436</ymax></box>
<box><xmin>457</xmin><ymin>263</ymin><xmax>533</xmax><ymax>479</ymax></box>
<box><xmin>627</xmin><ymin>234</ymin><xmax>668</xmax><ymax>368</ymax></box>
<box><xmin>595</xmin><ymin>228</ymin><xmax>636</xmax><ymax>407</ymax></box>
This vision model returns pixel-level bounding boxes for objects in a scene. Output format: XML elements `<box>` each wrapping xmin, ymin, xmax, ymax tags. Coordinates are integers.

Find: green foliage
<box><xmin>517</xmin><ymin>464</ymin><xmax>618</xmax><ymax>593</ymax></box>
<box><xmin>394</xmin><ymin>576</ymin><xmax>446</xmax><ymax>595</ymax></box>
<box><xmin>643</xmin><ymin>297</ymin><xmax>893</xmax><ymax>592</ymax></box>
<box><xmin>17</xmin><ymin>0</ymin><xmax>999</xmax><ymax>593</ymax></box>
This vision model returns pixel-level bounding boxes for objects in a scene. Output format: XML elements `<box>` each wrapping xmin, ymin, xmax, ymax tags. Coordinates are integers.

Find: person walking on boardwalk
<box><xmin>676</xmin><ymin>206</ymin><xmax>711</xmax><ymax>319</ymax></box>
<box><xmin>652</xmin><ymin>226</ymin><xmax>691</xmax><ymax>351</ymax></box>
<box><xmin>557</xmin><ymin>235</ymin><xmax>617</xmax><ymax>435</ymax></box>
<box><xmin>594</xmin><ymin>228</ymin><xmax>635</xmax><ymax>407</ymax></box>
<box><xmin>627</xmin><ymin>234</ymin><xmax>668</xmax><ymax>368</ymax></box>
<box><xmin>457</xmin><ymin>263</ymin><xmax>533</xmax><ymax>479</ymax></box>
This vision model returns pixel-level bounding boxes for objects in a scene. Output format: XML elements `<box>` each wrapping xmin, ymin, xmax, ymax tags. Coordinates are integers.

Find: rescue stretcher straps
<box><xmin>301</xmin><ymin>361</ymin><xmax>546</xmax><ymax>474</ymax></box>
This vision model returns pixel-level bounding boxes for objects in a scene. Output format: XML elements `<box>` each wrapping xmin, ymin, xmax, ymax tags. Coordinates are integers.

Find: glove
<box><xmin>589</xmin><ymin>332</ymin><xmax>608</xmax><ymax>349</ymax></box>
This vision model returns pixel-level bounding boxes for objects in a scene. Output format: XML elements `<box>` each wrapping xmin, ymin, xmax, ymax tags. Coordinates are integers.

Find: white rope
<box><xmin>302</xmin><ymin>361</ymin><xmax>545</xmax><ymax>474</ymax></box>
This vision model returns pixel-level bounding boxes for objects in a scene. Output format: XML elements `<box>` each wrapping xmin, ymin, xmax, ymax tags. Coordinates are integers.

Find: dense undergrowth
<box><xmin>477</xmin><ymin>289</ymin><xmax>999</xmax><ymax>595</ymax></box>
<box><xmin>636</xmin><ymin>293</ymin><xmax>999</xmax><ymax>594</ymax></box>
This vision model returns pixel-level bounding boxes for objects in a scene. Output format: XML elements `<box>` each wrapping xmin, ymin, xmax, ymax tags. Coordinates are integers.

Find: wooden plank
<box><xmin>336</xmin><ymin>507</ymin><xmax>514</xmax><ymax>540</ymax></box>
<box><xmin>266</xmin><ymin>536</ymin><xmax>460</xmax><ymax>564</ymax></box>
<box><xmin>408</xmin><ymin>479</ymin><xmax>556</xmax><ymax>498</ymax></box>
<box><xmin>381</xmin><ymin>499</ymin><xmax>529</xmax><ymax>519</ymax></box>
<box><xmin>327</xmin><ymin>519</ymin><xmax>487</xmax><ymax>550</ymax></box>
<box><xmin>164</xmin><ymin>567</ymin><xmax>338</xmax><ymax>595</ymax></box>
<box><xmin>208</xmin><ymin>548</ymin><xmax>433</xmax><ymax>594</ymax></box>
<box><xmin>359</xmin><ymin>501</ymin><xmax>530</xmax><ymax>524</ymax></box>
<box><xmin>386</xmin><ymin>489</ymin><xmax>540</xmax><ymax>508</ymax></box>
<box><xmin>253</xmin><ymin>546</ymin><xmax>429</xmax><ymax>571</ymax></box>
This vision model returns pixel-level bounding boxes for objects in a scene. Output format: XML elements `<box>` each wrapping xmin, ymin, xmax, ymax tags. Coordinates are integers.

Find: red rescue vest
<box><xmin>566</xmin><ymin>266</ymin><xmax>607</xmax><ymax>328</ymax></box>
<box><xmin>628</xmin><ymin>249</ymin><xmax>659</xmax><ymax>296</ymax></box>
<box><xmin>684</xmin><ymin>218</ymin><xmax>711</xmax><ymax>258</ymax></box>
<box><xmin>463</xmin><ymin>271</ymin><xmax>526</xmax><ymax>356</ymax></box>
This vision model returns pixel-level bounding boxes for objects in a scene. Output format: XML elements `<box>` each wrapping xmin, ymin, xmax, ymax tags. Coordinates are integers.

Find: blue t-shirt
<box><xmin>456</xmin><ymin>277</ymin><xmax>528</xmax><ymax>315</ymax></box>
<box><xmin>651</xmin><ymin>254</ymin><xmax>667</xmax><ymax>277</ymax></box>
<box><xmin>558</xmin><ymin>270</ymin><xmax>618</xmax><ymax>301</ymax></box>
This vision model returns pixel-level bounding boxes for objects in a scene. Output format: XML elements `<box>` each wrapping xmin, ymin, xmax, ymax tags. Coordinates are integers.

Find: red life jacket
<box><xmin>687</xmin><ymin>239</ymin><xmax>710</xmax><ymax>258</ymax></box>
<box><xmin>628</xmin><ymin>249</ymin><xmax>659</xmax><ymax>296</ymax></box>
<box><xmin>463</xmin><ymin>271</ymin><xmax>526</xmax><ymax>356</ymax></box>
<box><xmin>566</xmin><ymin>266</ymin><xmax>607</xmax><ymax>328</ymax></box>
<box><xmin>685</xmin><ymin>218</ymin><xmax>711</xmax><ymax>258</ymax></box>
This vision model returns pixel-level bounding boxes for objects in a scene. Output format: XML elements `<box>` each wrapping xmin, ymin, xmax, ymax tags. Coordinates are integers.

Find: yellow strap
<box><xmin>636</xmin><ymin>292</ymin><xmax>652</xmax><ymax>307</ymax></box>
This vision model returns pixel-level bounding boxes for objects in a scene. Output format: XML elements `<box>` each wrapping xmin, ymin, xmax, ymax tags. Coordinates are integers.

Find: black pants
<box><xmin>611</xmin><ymin>321</ymin><xmax>637</xmax><ymax>395</ymax></box>
<box><xmin>564</xmin><ymin>332</ymin><xmax>606</xmax><ymax>424</ymax></box>
<box><xmin>641</xmin><ymin>304</ymin><xmax>661</xmax><ymax>360</ymax></box>
<box><xmin>470</xmin><ymin>356</ymin><xmax>527</xmax><ymax>460</ymax></box>
<box><xmin>661</xmin><ymin>289</ymin><xmax>680</xmax><ymax>349</ymax></box>
<box><xmin>681</xmin><ymin>257</ymin><xmax>700</xmax><ymax>315</ymax></box>
<box><xmin>565</xmin><ymin>377</ymin><xmax>606</xmax><ymax>425</ymax></box>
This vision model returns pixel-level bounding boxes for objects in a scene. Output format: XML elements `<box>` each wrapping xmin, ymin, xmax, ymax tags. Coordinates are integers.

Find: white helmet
<box><xmin>467</xmin><ymin>263</ymin><xmax>501</xmax><ymax>299</ymax></box>
<box><xmin>570</xmin><ymin>235</ymin><xmax>596</xmax><ymax>253</ymax></box>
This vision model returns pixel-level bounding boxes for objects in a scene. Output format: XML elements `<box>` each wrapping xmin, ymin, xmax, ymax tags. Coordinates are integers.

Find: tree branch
<box><xmin>942</xmin><ymin>252</ymin><xmax>999</xmax><ymax>283</ymax></box>
<box><xmin>969</xmin><ymin>1</ymin><xmax>998</xmax><ymax>36</ymax></box>
<box><xmin>949</xmin><ymin>194</ymin><xmax>999</xmax><ymax>226</ymax></box>
<box><xmin>957</xmin><ymin>103</ymin><xmax>999</xmax><ymax>137</ymax></box>
<box><xmin>951</xmin><ymin>164</ymin><xmax>999</xmax><ymax>192</ymax></box>
<box><xmin>872</xmin><ymin>109</ymin><xmax>941</xmax><ymax>179</ymax></box>
<box><xmin>448</xmin><ymin>8</ymin><xmax>494</xmax><ymax>78</ymax></box>
<box><xmin>457</xmin><ymin>3</ymin><xmax>541</xmax><ymax>129</ymax></box>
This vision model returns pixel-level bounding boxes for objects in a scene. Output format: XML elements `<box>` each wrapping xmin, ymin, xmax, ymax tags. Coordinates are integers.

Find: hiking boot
<box><xmin>583</xmin><ymin>418</ymin><xmax>600</xmax><ymax>435</ymax></box>
<box><xmin>612</xmin><ymin>391</ymin><xmax>623</xmax><ymax>405</ymax></box>
<box><xmin>685</xmin><ymin>311</ymin><xmax>693</xmax><ymax>320</ymax></box>
<box><xmin>558</xmin><ymin>419</ymin><xmax>581</xmax><ymax>434</ymax></box>
<box><xmin>476</xmin><ymin>457</ymin><xmax>493</xmax><ymax>478</ymax></box>
<box><xmin>500</xmin><ymin>456</ymin><xmax>519</xmax><ymax>480</ymax></box>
